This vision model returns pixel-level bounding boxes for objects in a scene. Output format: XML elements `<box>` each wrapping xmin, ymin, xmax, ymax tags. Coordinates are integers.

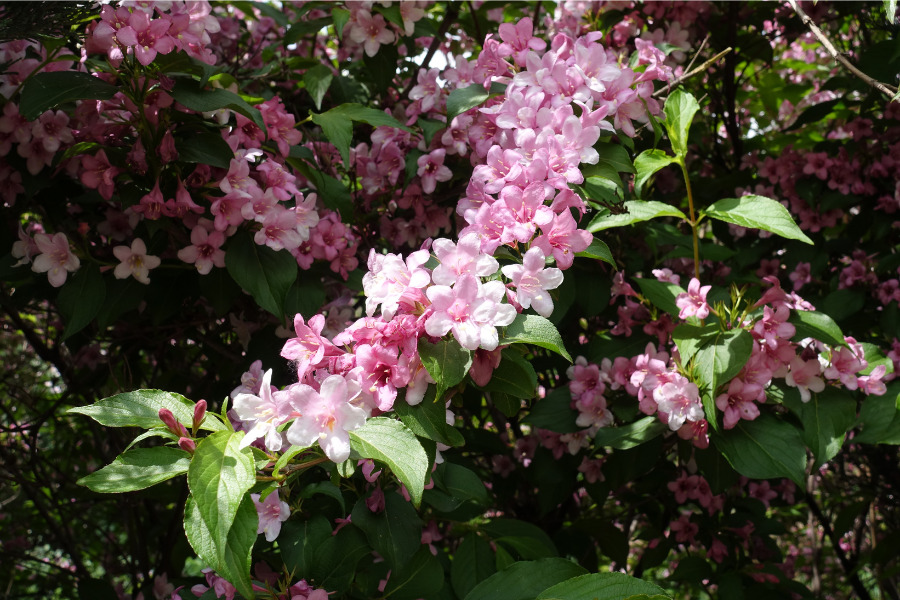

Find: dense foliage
<box><xmin>3</xmin><ymin>2</ymin><xmax>900</xmax><ymax>599</ymax></box>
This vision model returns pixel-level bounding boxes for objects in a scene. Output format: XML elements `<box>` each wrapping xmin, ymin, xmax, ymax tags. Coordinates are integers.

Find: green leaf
<box><xmin>588</xmin><ymin>200</ymin><xmax>686</xmax><ymax>232</ymax></box>
<box><xmin>303</xmin><ymin>65</ymin><xmax>334</xmax><ymax>110</ymax></box>
<box><xmin>279</xmin><ymin>516</ymin><xmax>332</xmax><ymax>579</ymax></box>
<box><xmin>288</xmin><ymin>159</ymin><xmax>353</xmax><ymax>220</ymax></box>
<box><xmin>523</xmin><ymin>387</ymin><xmax>580</xmax><ymax>434</ymax></box>
<box><xmin>594</xmin><ymin>417</ymin><xmax>667</xmax><ymax>450</ymax></box>
<box><xmin>783</xmin><ymin>387</ymin><xmax>856</xmax><ymax>467</ymax></box>
<box><xmin>854</xmin><ymin>383</ymin><xmax>900</xmax><ymax>444</ymax></box>
<box><xmin>634</xmin><ymin>277</ymin><xmax>686</xmax><ymax>317</ymax></box>
<box><xmin>788</xmin><ymin>310</ymin><xmax>846</xmax><ymax>347</ymax></box>
<box><xmin>595</xmin><ymin>142</ymin><xmax>635</xmax><ymax>173</ymax></box>
<box><xmin>478</xmin><ymin>350</ymin><xmax>538</xmax><ymax>399</ymax></box>
<box><xmin>446</xmin><ymin>82</ymin><xmax>490</xmax><ymax>121</ymax></box>
<box><xmin>481</xmin><ymin>519</ymin><xmax>558</xmax><ymax>557</ymax></box>
<box><xmin>19</xmin><ymin>71</ymin><xmax>118</xmax><ymax>120</ymax></box>
<box><xmin>57</xmin><ymin>262</ymin><xmax>105</xmax><ymax>340</ymax></box>
<box><xmin>177</xmin><ymin>132</ymin><xmax>235</xmax><ymax>169</ymax></box>
<box><xmin>78</xmin><ymin>447</ymin><xmax>190</xmax><ymax>493</ymax></box>
<box><xmin>701</xmin><ymin>195</ymin><xmax>813</xmax><ymax>244</ymax></box>
<box><xmin>672</xmin><ymin>323</ymin><xmax>718</xmax><ymax>365</ymax></box>
<box><xmin>284</xmin><ymin>17</ymin><xmax>332</xmax><ymax>44</ymax></box>
<box><xmin>575</xmin><ymin>238</ymin><xmax>616</xmax><ymax>268</ymax></box>
<box><xmin>382</xmin><ymin>547</ymin><xmax>443</xmax><ymax>600</ymax></box>
<box><xmin>452</xmin><ymin>533</ymin><xmax>496</xmax><ymax>600</ymax></box>
<box><xmin>272</xmin><ymin>444</ymin><xmax>309</xmax><ymax>479</ymax></box>
<box><xmin>311</xmin><ymin>102</ymin><xmax>412</xmax><ymax>165</ymax></box>
<box><xmin>536</xmin><ymin>572</ymin><xmax>670</xmax><ymax>600</ymax></box>
<box><xmin>632</xmin><ymin>150</ymin><xmax>678</xmax><ymax>198</ymax></box>
<box><xmin>394</xmin><ymin>387</ymin><xmax>465</xmax><ymax>447</ymax></box>
<box><xmin>332</xmin><ymin>7</ymin><xmax>350</xmax><ymax>39</ymax></box>
<box><xmin>438</xmin><ymin>462</ymin><xmax>491</xmax><ymax>507</ymax></box>
<box><xmin>498</xmin><ymin>314</ymin><xmax>572</xmax><ymax>362</ymax></box>
<box><xmin>712</xmin><ymin>413</ymin><xmax>807</xmax><ymax>486</ymax></box>
<box><xmin>224</xmin><ymin>230</ymin><xmax>298</xmax><ymax>318</ymax></box>
<box><xmin>418</xmin><ymin>117</ymin><xmax>446</xmax><ymax>146</ymax></box>
<box><xmin>464</xmin><ymin>558</ymin><xmax>587</xmax><ymax>600</ymax></box>
<box><xmin>310</xmin><ymin>525</ymin><xmax>370</xmax><ymax>592</ymax></box>
<box><xmin>694</xmin><ymin>329</ymin><xmax>754</xmax><ymax>429</ymax></box>
<box><xmin>351</xmin><ymin>491</ymin><xmax>422</xmax><ymax>569</ymax></box>
<box><xmin>170</xmin><ymin>79</ymin><xmax>264</xmax><ymax>130</ymax></box>
<box><xmin>68</xmin><ymin>389</ymin><xmax>223</xmax><ymax>431</ymax></box>
<box><xmin>662</xmin><ymin>89</ymin><xmax>700</xmax><ymax>159</ymax></box>
<box><xmin>418</xmin><ymin>338</ymin><xmax>473</xmax><ymax>400</ymax></box>
<box><xmin>886</xmin><ymin>0</ymin><xmax>898</xmax><ymax>24</ymax></box>
<box><xmin>349</xmin><ymin>417</ymin><xmax>429</xmax><ymax>507</ymax></box>
<box><xmin>184</xmin><ymin>493</ymin><xmax>256</xmax><ymax>600</ymax></box>
<box><xmin>187</xmin><ymin>431</ymin><xmax>257</xmax><ymax>573</ymax></box>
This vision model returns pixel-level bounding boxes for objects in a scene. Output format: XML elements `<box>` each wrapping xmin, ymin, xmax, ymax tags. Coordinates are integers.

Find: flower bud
<box><xmin>192</xmin><ymin>400</ymin><xmax>207</xmax><ymax>431</ymax></box>
<box><xmin>178</xmin><ymin>437</ymin><xmax>196</xmax><ymax>453</ymax></box>
<box><xmin>158</xmin><ymin>408</ymin><xmax>188</xmax><ymax>437</ymax></box>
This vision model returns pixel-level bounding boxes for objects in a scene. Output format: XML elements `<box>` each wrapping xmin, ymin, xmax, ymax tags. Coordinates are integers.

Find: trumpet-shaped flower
<box><xmin>502</xmin><ymin>247</ymin><xmax>563</xmax><ymax>317</ymax></box>
<box><xmin>284</xmin><ymin>375</ymin><xmax>368</xmax><ymax>463</ymax></box>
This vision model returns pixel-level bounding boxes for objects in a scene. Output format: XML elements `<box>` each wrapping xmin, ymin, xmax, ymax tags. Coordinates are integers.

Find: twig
<box><xmin>652</xmin><ymin>48</ymin><xmax>733</xmax><ymax>98</ymax></box>
<box><xmin>787</xmin><ymin>0</ymin><xmax>898</xmax><ymax>99</ymax></box>
<box><xmin>683</xmin><ymin>32</ymin><xmax>711</xmax><ymax>76</ymax></box>
<box><xmin>399</xmin><ymin>2</ymin><xmax>461</xmax><ymax>101</ymax></box>
<box><xmin>805</xmin><ymin>491</ymin><xmax>873</xmax><ymax>600</ymax></box>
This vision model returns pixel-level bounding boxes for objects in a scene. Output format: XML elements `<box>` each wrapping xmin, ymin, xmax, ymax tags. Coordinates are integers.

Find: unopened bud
<box><xmin>178</xmin><ymin>437</ymin><xmax>196</xmax><ymax>453</ymax></box>
<box><xmin>158</xmin><ymin>408</ymin><xmax>188</xmax><ymax>437</ymax></box>
<box><xmin>192</xmin><ymin>400</ymin><xmax>207</xmax><ymax>431</ymax></box>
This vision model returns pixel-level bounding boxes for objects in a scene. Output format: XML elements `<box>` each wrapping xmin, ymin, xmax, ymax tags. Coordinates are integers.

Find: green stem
<box><xmin>679</xmin><ymin>159</ymin><xmax>701</xmax><ymax>281</ymax></box>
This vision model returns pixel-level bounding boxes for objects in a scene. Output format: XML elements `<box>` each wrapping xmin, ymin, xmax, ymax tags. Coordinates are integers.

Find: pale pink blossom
<box><xmin>417</xmin><ymin>149</ymin><xmax>452</xmax><ymax>194</ymax></box>
<box><xmin>501</xmin><ymin>247</ymin><xmax>563</xmax><ymax>318</ymax></box>
<box><xmin>425</xmin><ymin>274</ymin><xmax>516</xmax><ymax>351</ymax></box>
<box><xmin>177</xmin><ymin>222</ymin><xmax>226</xmax><ymax>275</ymax></box>
<box><xmin>233</xmin><ymin>369</ymin><xmax>291</xmax><ymax>452</ymax></box>
<box><xmin>785</xmin><ymin>356</ymin><xmax>825</xmax><ymax>402</ymax></box>
<box><xmin>284</xmin><ymin>375</ymin><xmax>368</xmax><ymax>463</ymax></box>
<box><xmin>251</xmin><ymin>490</ymin><xmax>291</xmax><ymax>542</ymax></box>
<box><xmin>431</xmin><ymin>233</ymin><xmax>499</xmax><ymax>286</ymax></box>
<box><xmin>113</xmin><ymin>238</ymin><xmax>161</xmax><ymax>284</ymax></box>
<box><xmin>32</xmin><ymin>233</ymin><xmax>80</xmax><ymax>287</ymax></box>
<box><xmin>348</xmin><ymin>9</ymin><xmax>395</xmax><ymax>58</ymax></box>
<box><xmin>675</xmin><ymin>278</ymin><xmax>711</xmax><ymax>320</ymax></box>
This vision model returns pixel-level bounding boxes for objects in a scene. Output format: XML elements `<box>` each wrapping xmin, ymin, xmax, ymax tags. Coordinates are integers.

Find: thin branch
<box><xmin>805</xmin><ymin>491</ymin><xmax>873</xmax><ymax>600</ymax></box>
<box><xmin>788</xmin><ymin>0</ymin><xmax>898</xmax><ymax>99</ymax></box>
<box><xmin>652</xmin><ymin>48</ymin><xmax>733</xmax><ymax>98</ymax></box>
<box><xmin>399</xmin><ymin>1</ymin><xmax>461</xmax><ymax>101</ymax></box>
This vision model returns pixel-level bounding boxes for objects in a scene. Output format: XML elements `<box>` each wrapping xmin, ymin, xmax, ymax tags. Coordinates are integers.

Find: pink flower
<box><xmin>251</xmin><ymin>490</ymin><xmax>290</xmax><ymax>542</ymax></box>
<box><xmin>112</xmin><ymin>238</ymin><xmax>161</xmax><ymax>284</ymax></box>
<box><xmin>79</xmin><ymin>150</ymin><xmax>121</xmax><ymax>200</ymax></box>
<box><xmin>785</xmin><ymin>357</ymin><xmax>825</xmax><ymax>402</ymax></box>
<box><xmin>177</xmin><ymin>222</ymin><xmax>226</xmax><ymax>275</ymax></box>
<box><xmin>501</xmin><ymin>247</ymin><xmax>564</xmax><ymax>317</ymax></box>
<box><xmin>417</xmin><ymin>149</ymin><xmax>452</xmax><ymax>194</ymax></box>
<box><xmin>31</xmin><ymin>233</ymin><xmax>80</xmax><ymax>287</ymax></box>
<box><xmin>348</xmin><ymin>9</ymin><xmax>395</xmax><ymax>57</ymax></box>
<box><xmin>363</xmin><ymin>249</ymin><xmax>431</xmax><ymax>320</ymax></box>
<box><xmin>530</xmin><ymin>209</ymin><xmax>592</xmax><ymax>270</ymax></box>
<box><xmin>233</xmin><ymin>369</ymin><xmax>291</xmax><ymax>452</ymax></box>
<box><xmin>425</xmin><ymin>274</ymin><xmax>517</xmax><ymax>351</ymax></box>
<box><xmin>675</xmin><ymin>278</ymin><xmax>711</xmax><ymax>320</ymax></box>
<box><xmin>431</xmin><ymin>233</ymin><xmax>499</xmax><ymax>286</ymax></box>
<box><xmin>284</xmin><ymin>375</ymin><xmax>368</xmax><ymax>463</ymax></box>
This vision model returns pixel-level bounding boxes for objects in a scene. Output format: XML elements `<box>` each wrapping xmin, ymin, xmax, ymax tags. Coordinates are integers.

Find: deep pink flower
<box><xmin>177</xmin><ymin>222</ymin><xmax>226</xmax><ymax>274</ymax></box>
<box><xmin>675</xmin><ymin>278</ymin><xmax>711</xmax><ymax>320</ymax></box>
<box><xmin>417</xmin><ymin>149</ymin><xmax>452</xmax><ymax>194</ymax></box>
<box><xmin>530</xmin><ymin>209</ymin><xmax>592</xmax><ymax>270</ymax></box>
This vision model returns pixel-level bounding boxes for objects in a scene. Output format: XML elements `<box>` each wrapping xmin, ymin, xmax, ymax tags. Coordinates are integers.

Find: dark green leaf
<box><xmin>594</xmin><ymin>417</ymin><xmax>667</xmax><ymax>450</ymax></box>
<box><xmin>77</xmin><ymin>447</ymin><xmax>190</xmax><ymax>493</ymax></box>
<box><xmin>632</xmin><ymin>150</ymin><xmax>678</xmax><ymax>198</ymax></box>
<box><xmin>177</xmin><ymin>132</ymin><xmax>235</xmax><ymax>169</ymax></box>
<box><xmin>701</xmin><ymin>195</ymin><xmax>813</xmax><ymax>244</ymax></box>
<box><xmin>382</xmin><ymin>547</ymin><xmax>443</xmax><ymax>600</ymax></box>
<box><xmin>351</xmin><ymin>491</ymin><xmax>422</xmax><ymax>569</ymax></box>
<box><xmin>523</xmin><ymin>387</ymin><xmax>580</xmax><ymax>434</ymax></box>
<box><xmin>713</xmin><ymin>413</ymin><xmax>807</xmax><ymax>486</ymax></box>
<box><xmin>394</xmin><ymin>387</ymin><xmax>465</xmax><ymax>447</ymax></box>
<box><xmin>349</xmin><ymin>417</ymin><xmax>429</xmax><ymax>507</ymax></box>
<box><xmin>332</xmin><ymin>8</ymin><xmax>350</xmax><ymax>39</ymax></box>
<box><xmin>446</xmin><ymin>82</ymin><xmax>490</xmax><ymax>121</ymax></box>
<box><xmin>783</xmin><ymin>387</ymin><xmax>856</xmax><ymax>467</ymax></box>
<box><xmin>672</xmin><ymin>323</ymin><xmax>718</xmax><ymax>365</ymax></box>
<box><xmin>311</xmin><ymin>102</ymin><xmax>412</xmax><ymax>165</ymax></box>
<box><xmin>58</xmin><ymin>262</ymin><xmax>105</xmax><ymax>340</ymax></box>
<box><xmin>694</xmin><ymin>329</ymin><xmax>754</xmax><ymax>429</ymax></box>
<box><xmin>498</xmin><ymin>314</ymin><xmax>572</xmax><ymax>362</ymax></box>
<box><xmin>854</xmin><ymin>383</ymin><xmax>900</xmax><ymax>444</ymax></box>
<box><xmin>170</xmin><ymin>79</ymin><xmax>264</xmax><ymax>130</ymax></box>
<box><xmin>575</xmin><ymin>238</ymin><xmax>616</xmax><ymax>268</ymax></box>
<box><xmin>588</xmin><ymin>200</ymin><xmax>686</xmax><ymax>232</ymax></box>
<box><xmin>595</xmin><ymin>142</ymin><xmax>634</xmax><ymax>174</ymax></box>
<box><xmin>310</xmin><ymin>525</ymin><xmax>370</xmax><ymax>592</ymax></box>
<box><xmin>452</xmin><ymin>533</ymin><xmax>496</xmax><ymax>599</ymax></box>
<box><xmin>68</xmin><ymin>389</ymin><xmax>224</xmax><ymax>431</ymax></box>
<box><xmin>788</xmin><ymin>310</ymin><xmax>845</xmax><ymax>348</ymax></box>
<box><xmin>536</xmin><ymin>572</ymin><xmax>670</xmax><ymax>600</ymax></box>
<box><xmin>464</xmin><ymin>558</ymin><xmax>587</xmax><ymax>600</ymax></box>
<box><xmin>20</xmin><ymin>71</ymin><xmax>118</xmax><ymax>120</ymax></box>
<box><xmin>478</xmin><ymin>350</ymin><xmax>537</xmax><ymax>399</ymax></box>
<box><xmin>418</xmin><ymin>338</ymin><xmax>473</xmax><ymax>400</ymax></box>
<box><xmin>279</xmin><ymin>516</ymin><xmax>332</xmax><ymax>579</ymax></box>
<box><xmin>224</xmin><ymin>230</ymin><xmax>298</xmax><ymax>318</ymax></box>
<box><xmin>634</xmin><ymin>277</ymin><xmax>686</xmax><ymax>317</ymax></box>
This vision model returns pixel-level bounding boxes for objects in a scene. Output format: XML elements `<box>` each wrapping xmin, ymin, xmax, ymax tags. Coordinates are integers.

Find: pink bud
<box><xmin>192</xmin><ymin>400</ymin><xmax>207</xmax><ymax>430</ymax></box>
<box><xmin>158</xmin><ymin>408</ymin><xmax>188</xmax><ymax>437</ymax></box>
<box><xmin>178</xmin><ymin>437</ymin><xmax>196</xmax><ymax>453</ymax></box>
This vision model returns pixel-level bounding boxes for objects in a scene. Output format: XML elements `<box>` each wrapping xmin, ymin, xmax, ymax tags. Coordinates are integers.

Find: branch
<box><xmin>805</xmin><ymin>491</ymin><xmax>873</xmax><ymax>600</ymax></box>
<box><xmin>652</xmin><ymin>48</ymin><xmax>733</xmax><ymax>99</ymax></box>
<box><xmin>788</xmin><ymin>0</ymin><xmax>898</xmax><ymax>99</ymax></box>
<box><xmin>399</xmin><ymin>1</ymin><xmax>461</xmax><ymax>101</ymax></box>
